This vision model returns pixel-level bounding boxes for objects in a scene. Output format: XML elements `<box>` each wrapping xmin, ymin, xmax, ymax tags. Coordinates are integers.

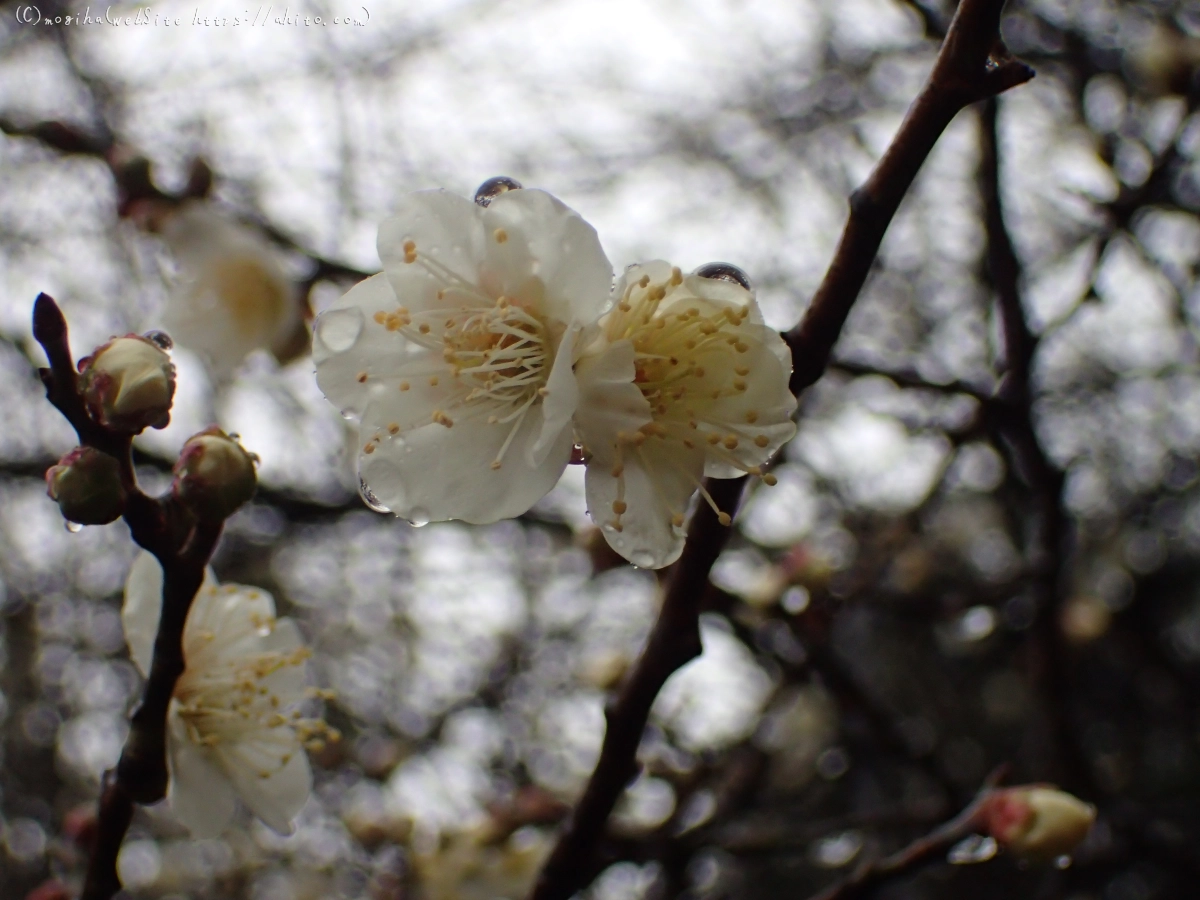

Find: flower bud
<box><xmin>172</xmin><ymin>427</ymin><xmax>258</xmax><ymax>520</ymax></box>
<box><xmin>45</xmin><ymin>447</ymin><xmax>126</xmax><ymax>525</ymax></box>
<box><xmin>79</xmin><ymin>335</ymin><xmax>176</xmax><ymax>432</ymax></box>
<box><xmin>980</xmin><ymin>786</ymin><xmax>1096</xmax><ymax>861</ymax></box>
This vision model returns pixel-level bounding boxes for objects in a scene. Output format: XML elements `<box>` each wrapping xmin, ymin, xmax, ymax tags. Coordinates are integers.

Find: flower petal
<box><xmin>586</xmin><ymin>441</ymin><xmax>703</xmax><ymax>568</ymax></box>
<box><xmin>123</xmin><ymin>551</ymin><xmax>217</xmax><ymax>677</ymax></box>
<box><xmin>572</xmin><ymin>339</ymin><xmax>654</xmax><ymax>467</ymax></box>
<box><xmin>529</xmin><ymin>322</ymin><xmax>582</xmax><ymax>467</ymax></box>
<box><xmin>359</xmin><ymin>393</ymin><xmax>572</xmax><ymax>524</ymax></box>
<box><xmin>481</xmin><ymin>189</ymin><xmax>612</xmax><ymax>325</ymax></box>
<box><xmin>218</xmin><ymin>731</ymin><xmax>312</xmax><ymax>835</ymax></box>
<box><xmin>167</xmin><ymin>706</ymin><xmax>238</xmax><ymax>838</ymax></box>
<box><xmin>313</xmin><ymin>272</ymin><xmax>408</xmax><ymax>418</ymax></box>
<box><xmin>259</xmin><ymin>618</ymin><xmax>309</xmax><ymax>700</ymax></box>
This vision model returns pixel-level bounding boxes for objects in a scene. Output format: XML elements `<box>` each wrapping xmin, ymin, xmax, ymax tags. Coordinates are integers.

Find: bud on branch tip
<box><xmin>32</xmin><ymin>292</ymin><xmax>67</xmax><ymax>345</ymax></box>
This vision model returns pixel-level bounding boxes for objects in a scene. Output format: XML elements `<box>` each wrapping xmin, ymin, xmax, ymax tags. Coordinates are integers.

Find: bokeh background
<box><xmin>3</xmin><ymin>0</ymin><xmax>1200</xmax><ymax>897</ymax></box>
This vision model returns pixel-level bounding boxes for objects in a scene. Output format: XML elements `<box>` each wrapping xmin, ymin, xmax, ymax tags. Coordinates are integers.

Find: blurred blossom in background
<box><xmin>3</xmin><ymin>0</ymin><xmax>1200</xmax><ymax>897</ymax></box>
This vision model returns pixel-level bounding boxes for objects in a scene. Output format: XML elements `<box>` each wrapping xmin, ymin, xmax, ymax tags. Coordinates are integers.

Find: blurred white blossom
<box><xmin>313</xmin><ymin>188</ymin><xmax>612</xmax><ymax>525</ymax></box>
<box><xmin>160</xmin><ymin>202</ymin><xmax>306</xmax><ymax>380</ymax></box>
<box><xmin>573</xmin><ymin>261</ymin><xmax>796</xmax><ymax>567</ymax></box>
<box><xmin>122</xmin><ymin>552</ymin><xmax>319</xmax><ymax>837</ymax></box>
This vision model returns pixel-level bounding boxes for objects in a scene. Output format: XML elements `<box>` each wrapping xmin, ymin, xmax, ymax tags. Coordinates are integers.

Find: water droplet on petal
<box><xmin>948</xmin><ymin>835</ymin><xmax>998</xmax><ymax>865</ymax></box>
<box><xmin>407</xmin><ymin>506</ymin><xmax>431</xmax><ymax>527</ymax></box>
<box><xmin>358</xmin><ymin>478</ymin><xmax>391</xmax><ymax>514</ymax></box>
<box><xmin>144</xmin><ymin>330</ymin><xmax>173</xmax><ymax>350</ymax></box>
<box><xmin>314</xmin><ymin>307</ymin><xmax>364</xmax><ymax>354</ymax></box>
<box><xmin>474</xmin><ymin>176</ymin><xmax>523</xmax><ymax>207</ymax></box>
<box><xmin>64</xmin><ymin>520</ymin><xmax>83</xmax><ymax>534</ymax></box>
<box><xmin>694</xmin><ymin>262</ymin><xmax>753</xmax><ymax>293</ymax></box>
<box><xmin>630</xmin><ymin>550</ymin><xmax>656</xmax><ymax>568</ymax></box>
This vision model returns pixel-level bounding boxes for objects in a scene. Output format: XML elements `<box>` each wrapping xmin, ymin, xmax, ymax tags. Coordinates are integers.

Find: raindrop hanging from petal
<box><xmin>694</xmin><ymin>262</ymin><xmax>753</xmax><ymax>293</ymax></box>
<box><xmin>474</xmin><ymin>176</ymin><xmax>523</xmax><ymax>207</ymax></box>
<box><xmin>358</xmin><ymin>478</ymin><xmax>392</xmax><ymax>514</ymax></box>
<box><xmin>144</xmin><ymin>330</ymin><xmax>174</xmax><ymax>350</ymax></box>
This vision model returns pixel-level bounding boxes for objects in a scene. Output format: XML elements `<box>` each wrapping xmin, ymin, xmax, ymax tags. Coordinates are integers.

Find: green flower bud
<box><xmin>173</xmin><ymin>427</ymin><xmax>258</xmax><ymax>520</ymax></box>
<box><xmin>45</xmin><ymin>447</ymin><xmax>126</xmax><ymax>525</ymax></box>
<box><xmin>79</xmin><ymin>334</ymin><xmax>176</xmax><ymax>433</ymax></box>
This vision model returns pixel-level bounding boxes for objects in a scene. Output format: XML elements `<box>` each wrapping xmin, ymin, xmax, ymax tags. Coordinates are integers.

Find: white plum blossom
<box><xmin>123</xmin><ymin>552</ymin><xmax>323</xmax><ymax>837</ymax></box>
<box><xmin>573</xmin><ymin>262</ymin><xmax>797</xmax><ymax>568</ymax></box>
<box><xmin>160</xmin><ymin>202</ymin><xmax>306</xmax><ymax>379</ymax></box>
<box><xmin>312</xmin><ymin>187</ymin><xmax>612</xmax><ymax>524</ymax></box>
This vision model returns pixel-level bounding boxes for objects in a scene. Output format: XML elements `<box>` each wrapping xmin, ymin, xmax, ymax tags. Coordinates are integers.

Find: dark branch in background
<box><xmin>529</xmin><ymin>3</ymin><xmax>1033</xmax><ymax>898</ymax></box>
<box><xmin>976</xmin><ymin>100</ymin><xmax>1092</xmax><ymax>797</ymax></box>
<box><xmin>0</xmin><ymin>118</ymin><xmax>372</xmax><ymax>290</ymax></box>
<box><xmin>32</xmin><ymin>295</ymin><xmax>227</xmax><ymax>900</ymax></box>
<box><xmin>783</xmin><ymin>0</ymin><xmax>1032</xmax><ymax>395</ymax></box>
<box><xmin>804</xmin><ymin>768</ymin><xmax>1007</xmax><ymax>900</ymax></box>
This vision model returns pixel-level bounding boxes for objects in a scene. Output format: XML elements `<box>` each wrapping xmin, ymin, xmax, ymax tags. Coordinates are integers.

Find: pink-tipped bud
<box><xmin>979</xmin><ymin>786</ymin><xmax>1096</xmax><ymax>861</ymax></box>
<box><xmin>173</xmin><ymin>427</ymin><xmax>258</xmax><ymax>520</ymax></box>
<box><xmin>45</xmin><ymin>447</ymin><xmax>126</xmax><ymax>525</ymax></box>
<box><xmin>79</xmin><ymin>334</ymin><xmax>176</xmax><ymax>432</ymax></box>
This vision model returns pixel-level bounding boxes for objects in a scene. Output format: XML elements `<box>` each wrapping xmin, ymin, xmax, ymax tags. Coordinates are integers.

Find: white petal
<box><xmin>378</xmin><ymin>190</ymin><xmax>487</xmax><ymax>288</ymax></box>
<box><xmin>123</xmin><ymin>551</ymin><xmax>217</xmax><ymax>677</ymax></box>
<box><xmin>586</xmin><ymin>442</ymin><xmax>702</xmax><ymax>569</ymax></box>
<box><xmin>572</xmin><ymin>339</ymin><xmax>653</xmax><ymax>466</ymax></box>
<box><xmin>219</xmin><ymin>732</ymin><xmax>312</xmax><ymax>835</ymax></box>
<box><xmin>312</xmin><ymin>273</ymin><xmax>406</xmax><ymax>418</ymax></box>
<box><xmin>258</xmin><ymin>618</ymin><xmax>309</xmax><ymax>701</ymax></box>
<box><xmin>167</xmin><ymin>707</ymin><xmax>237</xmax><ymax>838</ymax></box>
<box><xmin>529</xmin><ymin>322</ymin><xmax>582</xmax><ymax>466</ymax></box>
<box><xmin>359</xmin><ymin>395</ymin><xmax>572</xmax><ymax>524</ymax></box>
<box><xmin>701</xmin><ymin>327</ymin><xmax>797</xmax><ymax>479</ymax></box>
<box><xmin>481</xmin><ymin>189</ymin><xmax>612</xmax><ymax>325</ymax></box>
<box><xmin>184</xmin><ymin>583</ymin><xmax>278</xmax><ymax>668</ymax></box>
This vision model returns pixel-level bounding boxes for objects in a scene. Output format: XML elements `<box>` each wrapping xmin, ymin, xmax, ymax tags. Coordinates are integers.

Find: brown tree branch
<box><xmin>529</xmin><ymin>3</ymin><xmax>1033</xmax><ymax>898</ymax></box>
<box><xmin>976</xmin><ymin>101</ymin><xmax>1092</xmax><ymax>796</ymax></box>
<box><xmin>32</xmin><ymin>295</ymin><xmax>228</xmax><ymax>900</ymax></box>
<box><xmin>805</xmin><ymin>768</ymin><xmax>1007</xmax><ymax>900</ymax></box>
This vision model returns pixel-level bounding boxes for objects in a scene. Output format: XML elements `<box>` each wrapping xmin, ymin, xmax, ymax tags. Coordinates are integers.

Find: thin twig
<box><xmin>805</xmin><ymin>768</ymin><xmax>1007</xmax><ymax>900</ymax></box>
<box><xmin>529</xmin><ymin>3</ymin><xmax>1033</xmax><ymax>898</ymax></box>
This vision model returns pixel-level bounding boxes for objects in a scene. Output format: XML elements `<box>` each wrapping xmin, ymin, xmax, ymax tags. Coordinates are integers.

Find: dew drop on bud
<box><xmin>358</xmin><ymin>478</ymin><xmax>392</xmax><ymax>514</ymax></box>
<box><xmin>407</xmin><ymin>506</ymin><xmax>431</xmax><ymax>527</ymax></box>
<box><xmin>144</xmin><ymin>330</ymin><xmax>173</xmax><ymax>350</ymax></box>
<box><xmin>474</xmin><ymin>176</ymin><xmax>523</xmax><ymax>207</ymax></box>
<box><xmin>694</xmin><ymin>262</ymin><xmax>753</xmax><ymax>292</ymax></box>
<box><xmin>64</xmin><ymin>520</ymin><xmax>83</xmax><ymax>534</ymax></box>
<box><xmin>947</xmin><ymin>834</ymin><xmax>998</xmax><ymax>865</ymax></box>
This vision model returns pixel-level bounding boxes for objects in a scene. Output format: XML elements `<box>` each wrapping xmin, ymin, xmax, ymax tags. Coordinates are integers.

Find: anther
<box><xmin>612</xmin><ymin>500</ymin><xmax>628</xmax><ymax>514</ymax></box>
<box><xmin>723</xmin><ymin>435</ymin><xmax>739</xmax><ymax>450</ymax></box>
<box><xmin>403</xmin><ymin>239</ymin><xmax>417</xmax><ymax>263</ymax></box>
<box><xmin>717</xmin><ymin>511</ymin><xmax>732</xmax><ymax>526</ymax></box>
<box><xmin>754</xmin><ymin>435</ymin><xmax>769</xmax><ymax>447</ymax></box>
<box><xmin>356</xmin><ymin>371</ymin><xmax>368</xmax><ymax>383</ymax></box>
<box><xmin>494</xmin><ymin>228</ymin><xmax>508</xmax><ymax>243</ymax></box>
<box><xmin>763</xmin><ymin>473</ymin><xmax>778</xmax><ymax>486</ymax></box>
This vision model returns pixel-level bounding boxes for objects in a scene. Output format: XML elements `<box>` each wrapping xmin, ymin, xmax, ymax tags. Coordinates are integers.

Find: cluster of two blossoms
<box><xmin>313</xmin><ymin>184</ymin><xmax>798</xmax><ymax>567</ymax></box>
